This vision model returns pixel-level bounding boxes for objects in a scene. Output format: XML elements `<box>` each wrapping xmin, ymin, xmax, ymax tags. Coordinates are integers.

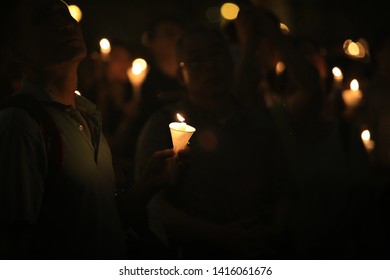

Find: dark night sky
<box><xmin>69</xmin><ymin>0</ymin><xmax>389</xmax><ymax>57</ymax></box>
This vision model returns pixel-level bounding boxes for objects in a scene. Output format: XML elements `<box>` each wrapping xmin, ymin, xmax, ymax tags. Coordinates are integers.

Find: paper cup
<box><xmin>169</xmin><ymin>122</ymin><xmax>196</xmax><ymax>154</ymax></box>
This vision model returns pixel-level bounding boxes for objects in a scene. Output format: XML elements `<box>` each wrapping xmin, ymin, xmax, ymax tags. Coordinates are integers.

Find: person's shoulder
<box><xmin>0</xmin><ymin>105</ymin><xmax>41</xmax><ymax>134</ymax></box>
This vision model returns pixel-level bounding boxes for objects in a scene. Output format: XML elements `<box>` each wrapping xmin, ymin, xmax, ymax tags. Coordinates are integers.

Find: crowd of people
<box><xmin>0</xmin><ymin>0</ymin><xmax>389</xmax><ymax>260</ymax></box>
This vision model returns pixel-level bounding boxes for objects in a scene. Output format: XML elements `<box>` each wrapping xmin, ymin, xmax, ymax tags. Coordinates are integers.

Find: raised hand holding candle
<box><xmin>169</xmin><ymin>113</ymin><xmax>196</xmax><ymax>154</ymax></box>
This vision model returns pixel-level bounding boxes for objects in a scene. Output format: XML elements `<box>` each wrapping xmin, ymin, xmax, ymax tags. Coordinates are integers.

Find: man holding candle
<box><xmin>135</xmin><ymin>25</ymin><xmax>293</xmax><ymax>259</ymax></box>
<box><xmin>0</xmin><ymin>0</ymin><xmax>180</xmax><ymax>260</ymax></box>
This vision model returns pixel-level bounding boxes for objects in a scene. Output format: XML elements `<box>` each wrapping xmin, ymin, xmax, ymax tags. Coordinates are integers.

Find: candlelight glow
<box><xmin>177</xmin><ymin>113</ymin><xmax>185</xmax><ymax>123</ymax></box>
<box><xmin>68</xmin><ymin>5</ymin><xmax>82</xmax><ymax>22</ymax></box>
<box><xmin>75</xmin><ymin>90</ymin><xmax>81</xmax><ymax>96</ymax></box>
<box><xmin>332</xmin><ymin>66</ymin><xmax>343</xmax><ymax>83</ymax></box>
<box><xmin>361</xmin><ymin>130</ymin><xmax>371</xmax><ymax>142</ymax></box>
<box><xmin>275</xmin><ymin>61</ymin><xmax>286</xmax><ymax>75</ymax></box>
<box><xmin>348</xmin><ymin>42</ymin><xmax>360</xmax><ymax>56</ymax></box>
<box><xmin>361</xmin><ymin>129</ymin><xmax>375</xmax><ymax>152</ymax></box>
<box><xmin>169</xmin><ymin>114</ymin><xmax>196</xmax><ymax>154</ymax></box>
<box><xmin>280</xmin><ymin>23</ymin><xmax>289</xmax><ymax>34</ymax></box>
<box><xmin>220</xmin><ymin>3</ymin><xmax>240</xmax><ymax>20</ymax></box>
<box><xmin>131</xmin><ymin>58</ymin><xmax>148</xmax><ymax>75</ymax></box>
<box><xmin>350</xmin><ymin>79</ymin><xmax>359</xmax><ymax>91</ymax></box>
<box><xmin>343</xmin><ymin>39</ymin><xmax>366</xmax><ymax>58</ymax></box>
<box><xmin>332</xmin><ymin>67</ymin><xmax>342</xmax><ymax>78</ymax></box>
<box><xmin>99</xmin><ymin>38</ymin><xmax>111</xmax><ymax>55</ymax></box>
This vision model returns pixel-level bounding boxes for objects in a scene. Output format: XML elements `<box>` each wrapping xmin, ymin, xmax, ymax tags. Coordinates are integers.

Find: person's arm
<box><xmin>0</xmin><ymin>108</ymin><xmax>46</xmax><ymax>259</ymax></box>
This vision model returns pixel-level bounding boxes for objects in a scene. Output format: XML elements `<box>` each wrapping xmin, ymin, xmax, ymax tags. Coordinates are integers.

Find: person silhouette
<box><xmin>0</xmin><ymin>0</ymin><xmax>180</xmax><ymax>260</ymax></box>
<box><xmin>135</xmin><ymin>25</ymin><xmax>293</xmax><ymax>259</ymax></box>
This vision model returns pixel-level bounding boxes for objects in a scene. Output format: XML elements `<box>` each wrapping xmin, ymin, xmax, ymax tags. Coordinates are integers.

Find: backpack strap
<box><xmin>0</xmin><ymin>94</ymin><xmax>63</xmax><ymax>187</ymax></box>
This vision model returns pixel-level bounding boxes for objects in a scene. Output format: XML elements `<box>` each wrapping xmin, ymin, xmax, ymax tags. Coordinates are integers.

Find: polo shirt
<box><xmin>0</xmin><ymin>80</ymin><xmax>127</xmax><ymax>259</ymax></box>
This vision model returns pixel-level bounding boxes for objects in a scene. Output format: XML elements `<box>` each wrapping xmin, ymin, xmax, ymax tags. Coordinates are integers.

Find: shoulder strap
<box><xmin>0</xmin><ymin>94</ymin><xmax>63</xmax><ymax>187</ymax></box>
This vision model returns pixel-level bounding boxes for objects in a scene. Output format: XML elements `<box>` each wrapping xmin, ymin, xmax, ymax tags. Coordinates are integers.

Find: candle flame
<box><xmin>361</xmin><ymin>130</ymin><xmax>371</xmax><ymax>141</ymax></box>
<box><xmin>350</xmin><ymin>79</ymin><xmax>359</xmax><ymax>91</ymax></box>
<box><xmin>280</xmin><ymin>23</ymin><xmax>289</xmax><ymax>34</ymax></box>
<box><xmin>131</xmin><ymin>58</ymin><xmax>148</xmax><ymax>75</ymax></box>
<box><xmin>332</xmin><ymin>67</ymin><xmax>342</xmax><ymax>78</ymax></box>
<box><xmin>99</xmin><ymin>38</ymin><xmax>111</xmax><ymax>54</ymax></box>
<box><xmin>177</xmin><ymin>113</ymin><xmax>185</xmax><ymax>123</ymax></box>
<box><xmin>68</xmin><ymin>5</ymin><xmax>82</xmax><ymax>22</ymax></box>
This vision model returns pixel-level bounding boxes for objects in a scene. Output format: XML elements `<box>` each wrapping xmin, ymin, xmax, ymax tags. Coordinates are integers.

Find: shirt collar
<box><xmin>18</xmin><ymin>79</ymin><xmax>97</xmax><ymax>114</ymax></box>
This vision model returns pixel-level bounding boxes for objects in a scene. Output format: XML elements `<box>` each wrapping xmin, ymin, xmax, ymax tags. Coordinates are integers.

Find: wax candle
<box><xmin>332</xmin><ymin>66</ymin><xmax>343</xmax><ymax>90</ymax></box>
<box><xmin>361</xmin><ymin>129</ymin><xmax>375</xmax><ymax>153</ymax></box>
<box><xmin>127</xmin><ymin>58</ymin><xmax>148</xmax><ymax>99</ymax></box>
<box><xmin>169</xmin><ymin>113</ymin><xmax>196</xmax><ymax>154</ymax></box>
<box><xmin>342</xmin><ymin>79</ymin><xmax>362</xmax><ymax>109</ymax></box>
<box><xmin>99</xmin><ymin>38</ymin><xmax>111</xmax><ymax>61</ymax></box>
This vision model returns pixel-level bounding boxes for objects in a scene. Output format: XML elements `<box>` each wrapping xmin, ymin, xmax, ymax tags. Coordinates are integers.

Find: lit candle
<box><xmin>169</xmin><ymin>113</ymin><xmax>196</xmax><ymax>154</ymax></box>
<box><xmin>361</xmin><ymin>129</ymin><xmax>375</xmax><ymax>153</ymax></box>
<box><xmin>332</xmin><ymin>66</ymin><xmax>343</xmax><ymax>90</ymax></box>
<box><xmin>342</xmin><ymin>79</ymin><xmax>362</xmax><ymax>109</ymax></box>
<box><xmin>99</xmin><ymin>38</ymin><xmax>111</xmax><ymax>61</ymax></box>
<box><xmin>127</xmin><ymin>58</ymin><xmax>148</xmax><ymax>99</ymax></box>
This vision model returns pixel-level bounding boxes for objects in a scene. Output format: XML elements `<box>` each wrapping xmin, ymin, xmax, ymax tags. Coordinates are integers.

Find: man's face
<box><xmin>13</xmin><ymin>0</ymin><xmax>86</xmax><ymax>71</ymax></box>
<box><xmin>178</xmin><ymin>30</ymin><xmax>235</xmax><ymax>99</ymax></box>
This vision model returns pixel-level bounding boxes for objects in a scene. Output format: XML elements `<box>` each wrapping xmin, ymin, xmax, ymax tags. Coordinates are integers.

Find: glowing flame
<box><xmin>75</xmin><ymin>90</ymin><xmax>81</xmax><ymax>96</ymax></box>
<box><xmin>68</xmin><ymin>5</ymin><xmax>82</xmax><ymax>22</ymax></box>
<box><xmin>177</xmin><ymin>113</ymin><xmax>185</xmax><ymax>123</ymax></box>
<box><xmin>99</xmin><ymin>38</ymin><xmax>111</xmax><ymax>55</ymax></box>
<box><xmin>220</xmin><ymin>3</ymin><xmax>240</xmax><ymax>20</ymax></box>
<box><xmin>275</xmin><ymin>61</ymin><xmax>285</xmax><ymax>75</ymax></box>
<box><xmin>332</xmin><ymin>67</ymin><xmax>342</xmax><ymax>78</ymax></box>
<box><xmin>348</xmin><ymin>42</ymin><xmax>360</xmax><ymax>56</ymax></box>
<box><xmin>361</xmin><ymin>130</ymin><xmax>371</xmax><ymax>141</ymax></box>
<box><xmin>131</xmin><ymin>58</ymin><xmax>148</xmax><ymax>75</ymax></box>
<box><xmin>280</xmin><ymin>23</ymin><xmax>289</xmax><ymax>34</ymax></box>
<box><xmin>350</xmin><ymin>79</ymin><xmax>359</xmax><ymax>91</ymax></box>
<box><xmin>343</xmin><ymin>39</ymin><xmax>366</xmax><ymax>58</ymax></box>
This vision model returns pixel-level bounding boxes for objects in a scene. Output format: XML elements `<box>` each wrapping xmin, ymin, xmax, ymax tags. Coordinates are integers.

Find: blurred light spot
<box><xmin>332</xmin><ymin>66</ymin><xmax>343</xmax><ymax>81</ymax></box>
<box><xmin>348</xmin><ymin>42</ymin><xmax>360</xmax><ymax>56</ymax></box>
<box><xmin>131</xmin><ymin>58</ymin><xmax>148</xmax><ymax>75</ymax></box>
<box><xmin>206</xmin><ymin>6</ymin><xmax>221</xmax><ymax>23</ymax></box>
<box><xmin>361</xmin><ymin>130</ymin><xmax>371</xmax><ymax>141</ymax></box>
<box><xmin>99</xmin><ymin>38</ymin><xmax>111</xmax><ymax>55</ymax></box>
<box><xmin>75</xmin><ymin>90</ymin><xmax>81</xmax><ymax>96</ymax></box>
<box><xmin>343</xmin><ymin>39</ymin><xmax>366</xmax><ymax>58</ymax></box>
<box><xmin>280</xmin><ymin>23</ymin><xmax>289</xmax><ymax>34</ymax></box>
<box><xmin>68</xmin><ymin>5</ymin><xmax>82</xmax><ymax>22</ymax></box>
<box><xmin>275</xmin><ymin>61</ymin><xmax>285</xmax><ymax>75</ymax></box>
<box><xmin>350</xmin><ymin>79</ymin><xmax>359</xmax><ymax>91</ymax></box>
<box><xmin>220</xmin><ymin>3</ymin><xmax>240</xmax><ymax>20</ymax></box>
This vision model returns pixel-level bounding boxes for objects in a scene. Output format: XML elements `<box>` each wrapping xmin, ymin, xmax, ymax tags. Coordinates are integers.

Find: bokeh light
<box><xmin>131</xmin><ymin>58</ymin><xmax>148</xmax><ymax>75</ymax></box>
<box><xmin>68</xmin><ymin>5</ymin><xmax>82</xmax><ymax>22</ymax></box>
<box><xmin>220</xmin><ymin>3</ymin><xmax>240</xmax><ymax>20</ymax></box>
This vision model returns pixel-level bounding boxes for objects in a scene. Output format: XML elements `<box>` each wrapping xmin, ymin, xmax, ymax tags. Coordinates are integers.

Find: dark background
<box><xmin>68</xmin><ymin>0</ymin><xmax>389</xmax><ymax>57</ymax></box>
